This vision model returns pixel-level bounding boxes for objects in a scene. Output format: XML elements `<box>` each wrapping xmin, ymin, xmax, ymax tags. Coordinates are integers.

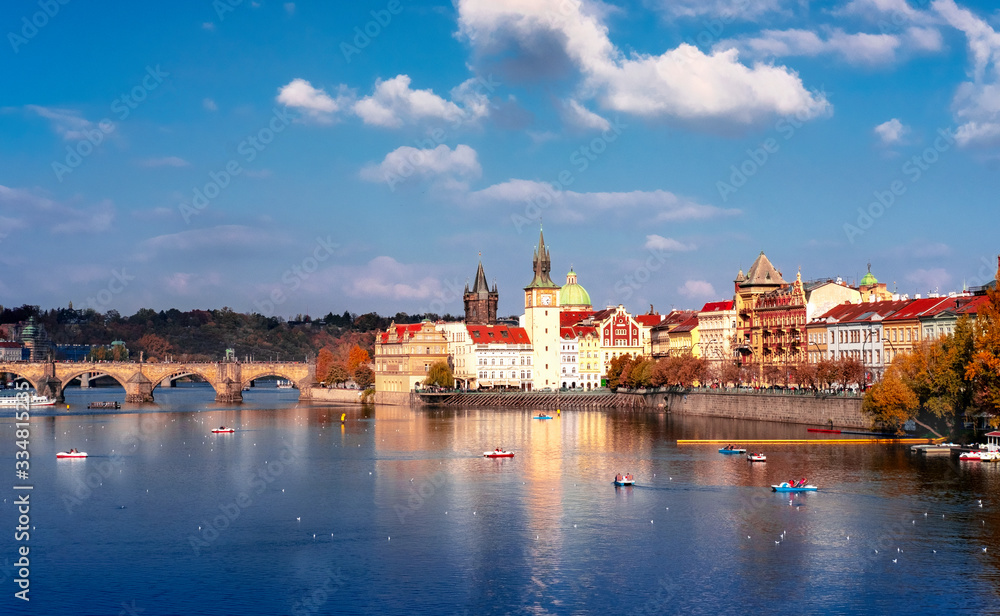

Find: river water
<box><xmin>3</xmin><ymin>384</ymin><xmax>1000</xmax><ymax>615</ymax></box>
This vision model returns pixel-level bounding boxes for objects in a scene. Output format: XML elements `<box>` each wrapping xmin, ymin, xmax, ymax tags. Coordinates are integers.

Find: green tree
<box><xmin>424</xmin><ymin>361</ymin><xmax>454</xmax><ymax>388</ymax></box>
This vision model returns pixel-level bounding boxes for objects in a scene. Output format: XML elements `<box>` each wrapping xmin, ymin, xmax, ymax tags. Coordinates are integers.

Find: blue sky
<box><xmin>2</xmin><ymin>0</ymin><xmax>999</xmax><ymax>319</ymax></box>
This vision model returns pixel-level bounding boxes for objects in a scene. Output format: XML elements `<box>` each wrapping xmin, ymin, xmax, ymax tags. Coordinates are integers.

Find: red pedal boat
<box><xmin>484</xmin><ymin>449</ymin><xmax>514</xmax><ymax>458</ymax></box>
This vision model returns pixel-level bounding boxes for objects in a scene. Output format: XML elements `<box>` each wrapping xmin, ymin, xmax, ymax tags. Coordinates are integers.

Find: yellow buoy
<box><xmin>340</xmin><ymin>413</ymin><xmax>346</xmax><ymax>423</ymax></box>
<box><xmin>557</xmin><ymin>409</ymin><xmax>561</xmax><ymax>415</ymax></box>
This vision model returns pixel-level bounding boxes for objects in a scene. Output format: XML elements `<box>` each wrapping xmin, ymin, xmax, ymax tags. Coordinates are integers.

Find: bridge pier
<box><xmin>37</xmin><ymin>377</ymin><xmax>64</xmax><ymax>403</ymax></box>
<box><xmin>125</xmin><ymin>373</ymin><xmax>154</xmax><ymax>403</ymax></box>
<box><xmin>215</xmin><ymin>378</ymin><xmax>243</xmax><ymax>404</ymax></box>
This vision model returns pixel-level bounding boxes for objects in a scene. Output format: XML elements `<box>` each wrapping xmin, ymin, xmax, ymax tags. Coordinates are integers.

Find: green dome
<box><xmin>559</xmin><ymin>269</ymin><xmax>592</xmax><ymax>308</ymax></box>
<box><xmin>860</xmin><ymin>270</ymin><xmax>878</xmax><ymax>286</ymax></box>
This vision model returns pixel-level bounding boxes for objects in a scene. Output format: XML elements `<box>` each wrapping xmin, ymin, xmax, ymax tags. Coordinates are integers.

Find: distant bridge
<box><xmin>0</xmin><ymin>361</ymin><xmax>315</xmax><ymax>403</ymax></box>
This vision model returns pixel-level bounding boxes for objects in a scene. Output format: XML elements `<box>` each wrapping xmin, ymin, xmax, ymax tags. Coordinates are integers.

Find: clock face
<box><xmin>541</xmin><ymin>294</ymin><xmax>551</xmax><ymax>306</ymax></box>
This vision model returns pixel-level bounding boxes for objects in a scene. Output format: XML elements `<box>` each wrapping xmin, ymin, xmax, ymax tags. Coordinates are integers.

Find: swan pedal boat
<box><xmin>56</xmin><ymin>451</ymin><xmax>88</xmax><ymax>459</ymax></box>
<box><xmin>484</xmin><ymin>450</ymin><xmax>514</xmax><ymax>458</ymax></box>
<box><xmin>771</xmin><ymin>482</ymin><xmax>818</xmax><ymax>492</ymax></box>
<box><xmin>613</xmin><ymin>477</ymin><xmax>635</xmax><ymax>486</ymax></box>
<box><xmin>719</xmin><ymin>448</ymin><xmax>746</xmax><ymax>454</ymax></box>
<box><xmin>747</xmin><ymin>454</ymin><xmax>767</xmax><ymax>462</ymax></box>
<box><xmin>212</xmin><ymin>428</ymin><xmax>235</xmax><ymax>434</ymax></box>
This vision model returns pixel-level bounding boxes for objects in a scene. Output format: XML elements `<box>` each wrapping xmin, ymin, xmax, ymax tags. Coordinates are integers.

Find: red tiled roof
<box><xmin>700</xmin><ymin>300</ymin><xmax>735</xmax><ymax>312</ymax></box>
<box><xmin>0</xmin><ymin>341</ymin><xmax>22</xmax><ymax>348</ymax></box>
<box><xmin>378</xmin><ymin>323</ymin><xmax>423</xmax><ymax>343</ymax></box>
<box><xmin>652</xmin><ymin>310</ymin><xmax>696</xmax><ymax>330</ymax></box>
<box><xmin>560</xmin><ymin>311</ymin><xmax>594</xmax><ymax>327</ymax></box>
<box><xmin>467</xmin><ymin>324</ymin><xmax>531</xmax><ymax>345</ymax></box>
<box><xmin>671</xmin><ymin>315</ymin><xmax>699</xmax><ymax>333</ymax></box>
<box><xmin>572</xmin><ymin>325</ymin><xmax>597</xmax><ymax>337</ymax></box>
<box><xmin>635</xmin><ymin>314</ymin><xmax>663</xmax><ymax>327</ymax></box>
<box><xmin>882</xmin><ymin>297</ymin><xmax>953</xmax><ymax>321</ymax></box>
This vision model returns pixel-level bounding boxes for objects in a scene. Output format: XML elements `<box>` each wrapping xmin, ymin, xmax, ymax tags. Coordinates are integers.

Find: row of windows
<box><xmin>478</xmin><ymin>371</ymin><xmax>532</xmax><ymax>380</ymax></box>
<box><xmin>478</xmin><ymin>357</ymin><xmax>532</xmax><ymax>366</ymax></box>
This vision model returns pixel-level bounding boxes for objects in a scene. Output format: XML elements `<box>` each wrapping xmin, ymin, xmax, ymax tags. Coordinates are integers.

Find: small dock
<box><xmin>87</xmin><ymin>401</ymin><xmax>121</xmax><ymax>409</ymax></box>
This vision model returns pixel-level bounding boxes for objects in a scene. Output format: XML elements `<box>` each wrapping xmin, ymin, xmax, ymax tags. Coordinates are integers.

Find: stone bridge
<box><xmin>0</xmin><ymin>361</ymin><xmax>315</xmax><ymax>404</ymax></box>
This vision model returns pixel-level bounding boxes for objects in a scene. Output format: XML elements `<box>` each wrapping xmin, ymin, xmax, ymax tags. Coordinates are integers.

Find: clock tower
<box><xmin>523</xmin><ymin>227</ymin><xmax>561</xmax><ymax>390</ymax></box>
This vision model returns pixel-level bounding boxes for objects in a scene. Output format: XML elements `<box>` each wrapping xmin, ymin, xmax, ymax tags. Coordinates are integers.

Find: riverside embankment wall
<box><xmin>308</xmin><ymin>388</ymin><xmax>411</xmax><ymax>407</ymax></box>
<box><xmin>646</xmin><ymin>390</ymin><xmax>868</xmax><ymax>429</ymax></box>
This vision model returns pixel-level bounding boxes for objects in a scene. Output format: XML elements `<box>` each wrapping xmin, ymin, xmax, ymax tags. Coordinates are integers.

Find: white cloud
<box><xmin>0</xmin><ymin>185</ymin><xmax>114</xmax><ymax>234</ymax></box>
<box><xmin>277</xmin><ymin>74</ymin><xmax>491</xmax><ymax>128</ymax></box>
<box><xmin>678</xmin><ymin>280</ymin><xmax>717</xmax><ymax>298</ymax></box>
<box><xmin>934</xmin><ymin>0</ymin><xmax>1000</xmax><ymax>147</ymax></box>
<box><xmin>716</xmin><ymin>26</ymin><xmax>942</xmax><ymax>66</ymax></box>
<box><xmin>561</xmin><ymin>99</ymin><xmax>611</xmax><ymax>131</ymax></box>
<box><xmin>203</xmin><ymin>98</ymin><xmax>218</xmax><ymax>112</ymax></box>
<box><xmin>651</xmin><ymin>0</ymin><xmax>790</xmax><ymax>21</ymax></box>
<box><xmin>905</xmin><ymin>267</ymin><xmax>952</xmax><ymax>292</ymax></box>
<box><xmin>24</xmin><ymin>105</ymin><xmax>98</xmax><ymax>140</ymax></box>
<box><xmin>469</xmin><ymin>179</ymin><xmax>739</xmax><ymax>223</ymax></box>
<box><xmin>360</xmin><ymin>144</ymin><xmax>482</xmax><ymax>189</ymax></box>
<box><xmin>284</xmin><ymin>2</ymin><xmax>295</xmax><ymax>15</ymax></box>
<box><xmin>276</xmin><ymin>78</ymin><xmax>347</xmax><ymax>123</ymax></box>
<box><xmin>456</xmin><ymin>0</ymin><xmax>829</xmax><ymax>127</ymax></box>
<box><xmin>834</xmin><ymin>0</ymin><xmax>937</xmax><ymax>25</ymax></box>
<box><xmin>341</xmin><ymin>256</ymin><xmax>444</xmax><ymax>300</ymax></box>
<box><xmin>353</xmin><ymin>75</ymin><xmax>486</xmax><ymax>128</ymax></box>
<box><xmin>164</xmin><ymin>272</ymin><xmax>223</xmax><ymax>296</ymax></box>
<box><xmin>644</xmin><ymin>235</ymin><xmax>695</xmax><ymax>252</ymax></box>
<box><xmin>137</xmin><ymin>225</ymin><xmax>283</xmax><ymax>261</ymax></box>
<box><xmin>201</xmin><ymin>22</ymin><xmax>215</xmax><ymax>31</ymax></box>
<box><xmin>874</xmin><ymin>118</ymin><xmax>909</xmax><ymax>144</ymax></box>
<box><xmin>138</xmin><ymin>156</ymin><xmax>190</xmax><ymax>168</ymax></box>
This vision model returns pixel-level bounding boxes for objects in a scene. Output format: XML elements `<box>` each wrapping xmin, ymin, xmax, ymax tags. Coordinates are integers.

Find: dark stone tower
<box><xmin>464</xmin><ymin>259</ymin><xmax>498</xmax><ymax>325</ymax></box>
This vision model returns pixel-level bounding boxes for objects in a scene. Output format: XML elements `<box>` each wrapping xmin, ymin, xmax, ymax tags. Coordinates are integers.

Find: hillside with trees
<box><xmin>0</xmin><ymin>304</ymin><xmax>455</xmax><ymax>364</ymax></box>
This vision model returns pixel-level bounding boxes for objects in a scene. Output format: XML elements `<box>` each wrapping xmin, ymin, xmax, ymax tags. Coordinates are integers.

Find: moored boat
<box><xmin>57</xmin><ymin>449</ymin><xmax>87</xmax><ymax>459</ymax></box>
<box><xmin>0</xmin><ymin>394</ymin><xmax>56</xmax><ymax>407</ymax></box>
<box><xmin>484</xmin><ymin>449</ymin><xmax>514</xmax><ymax>458</ymax></box>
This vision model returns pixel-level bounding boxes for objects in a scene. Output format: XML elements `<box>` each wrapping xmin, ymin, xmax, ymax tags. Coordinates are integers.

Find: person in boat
<box><xmin>798</xmin><ymin>478</ymin><xmax>807</xmax><ymax>487</ymax></box>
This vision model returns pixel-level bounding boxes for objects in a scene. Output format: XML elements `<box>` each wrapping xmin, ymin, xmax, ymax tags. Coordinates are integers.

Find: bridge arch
<box><xmin>60</xmin><ymin>369</ymin><xmax>129</xmax><ymax>397</ymax></box>
<box><xmin>0</xmin><ymin>366</ymin><xmax>46</xmax><ymax>395</ymax></box>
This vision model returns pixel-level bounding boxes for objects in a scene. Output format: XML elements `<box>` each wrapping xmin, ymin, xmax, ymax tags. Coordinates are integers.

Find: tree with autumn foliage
<box><xmin>967</xmin><ymin>281</ymin><xmax>1000</xmax><ymax>419</ymax></box>
<box><xmin>137</xmin><ymin>333</ymin><xmax>172</xmax><ymax>361</ymax></box>
<box><xmin>347</xmin><ymin>344</ymin><xmax>370</xmax><ymax>373</ymax></box>
<box><xmin>327</xmin><ymin>363</ymin><xmax>350</xmax><ymax>387</ymax></box>
<box><xmin>316</xmin><ymin>347</ymin><xmax>335</xmax><ymax>384</ymax></box>
<box><xmin>862</xmin><ymin>367</ymin><xmax>919</xmax><ymax>433</ymax></box>
<box><xmin>605</xmin><ymin>354</ymin><xmax>633</xmax><ymax>390</ymax></box>
<box><xmin>353</xmin><ymin>365</ymin><xmax>375</xmax><ymax>390</ymax></box>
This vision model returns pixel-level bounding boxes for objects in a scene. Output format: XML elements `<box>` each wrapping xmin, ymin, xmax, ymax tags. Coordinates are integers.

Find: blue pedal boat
<box><xmin>771</xmin><ymin>482</ymin><xmax>818</xmax><ymax>492</ymax></box>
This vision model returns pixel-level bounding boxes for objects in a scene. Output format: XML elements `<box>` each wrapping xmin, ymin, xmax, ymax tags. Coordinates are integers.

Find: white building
<box><xmin>697</xmin><ymin>300</ymin><xmax>736</xmax><ymax>365</ymax></box>
<box><xmin>438</xmin><ymin>322</ymin><xmax>534</xmax><ymax>390</ymax></box>
<box><xmin>559</xmin><ymin>328</ymin><xmax>579</xmax><ymax>389</ymax></box>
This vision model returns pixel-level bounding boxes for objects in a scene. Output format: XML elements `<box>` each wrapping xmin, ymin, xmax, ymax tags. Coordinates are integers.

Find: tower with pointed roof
<box><xmin>523</xmin><ymin>227</ymin><xmax>561</xmax><ymax>390</ymax></box>
<box><xmin>464</xmin><ymin>258</ymin><xmax>498</xmax><ymax>325</ymax></box>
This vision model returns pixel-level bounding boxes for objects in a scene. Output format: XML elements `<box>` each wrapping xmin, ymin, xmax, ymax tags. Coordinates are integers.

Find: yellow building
<box><xmin>668</xmin><ymin>314</ymin><xmax>700</xmax><ymax>356</ymax></box>
<box><xmin>374</xmin><ymin>321</ymin><xmax>450</xmax><ymax>393</ymax></box>
<box><xmin>573</xmin><ymin>325</ymin><xmax>601</xmax><ymax>389</ymax></box>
